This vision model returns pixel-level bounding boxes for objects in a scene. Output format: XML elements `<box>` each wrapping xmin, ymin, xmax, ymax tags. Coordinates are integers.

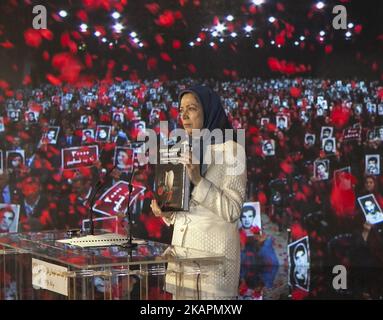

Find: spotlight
<box><xmin>196</xmin><ymin>37</ymin><xmax>202</xmax><ymax>42</ymax></box>
<box><xmin>139</xmin><ymin>42</ymin><xmax>144</xmax><ymax>47</ymax></box>
<box><xmin>113</xmin><ymin>23</ymin><xmax>124</xmax><ymax>33</ymax></box>
<box><xmin>231</xmin><ymin>32</ymin><xmax>237</xmax><ymax>38</ymax></box>
<box><xmin>102</xmin><ymin>37</ymin><xmax>107</xmax><ymax>43</ymax></box>
<box><xmin>277</xmin><ymin>44</ymin><xmax>281</xmax><ymax>48</ymax></box>
<box><xmin>270</xmin><ymin>40</ymin><xmax>275</xmax><ymax>45</ymax></box>
<box><xmin>255</xmin><ymin>44</ymin><xmax>260</xmax><ymax>48</ymax></box>
<box><xmin>319</xmin><ymin>37</ymin><xmax>324</xmax><ymax>42</ymax></box>
<box><xmin>209</xmin><ymin>42</ymin><xmax>215</xmax><ymax>47</ymax></box>
<box><xmin>189</xmin><ymin>41</ymin><xmax>195</xmax><ymax>47</ymax></box>
<box><xmin>244</xmin><ymin>25</ymin><xmax>253</xmax><ymax>33</ymax></box>
<box><xmin>80</xmin><ymin>23</ymin><xmax>88</xmax><ymax>32</ymax></box>
<box><xmin>348</xmin><ymin>23</ymin><xmax>354</xmax><ymax>29</ymax></box>
<box><xmin>269</xmin><ymin>16</ymin><xmax>276</xmax><ymax>23</ymax></box>
<box><xmin>219</xmin><ymin>38</ymin><xmax>224</xmax><ymax>43</ymax></box>
<box><xmin>300</xmin><ymin>36</ymin><xmax>305</xmax><ymax>41</ymax></box>
<box><xmin>94</xmin><ymin>31</ymin><xmax>101</xmax><ymax>37</ymax></box>
<box><xmin>215</xmin><ymin>23</ymin><xmax>226</xmax><ymax>33</ymax></box>
<box><xmin>294</xmin><ymin>41</ymin><xmax>299</xmax><ymax>46</ymax></box>
<box><xmin>226</xmin><ymin>15</ymin><xmax>234</xmax><ymax>22</ymax></box>
<box><xmin>345</xmin><ymin>31</ymin><xmax>352</xmax><ymax>38</ymax></box>
<box><xmin>132</xmin><ymin>38</ymin><xmax>139</xmax><ymax>44</ymax></box>
<box><xmin>130</xmin><ymin>32</ymin><xmax>137</xmax><ymax>38</ymax></box>
<box><xmin>112</xmin><ymin>12</ymin><xmax>121</xmax><ymax>19</ymax></box>
<box><xmin>211</xmin><ymin>31</ymin><xmax>218</xmax><ymax>37</ymax></box>
<box><xmin>316</xmin><ymin>2</ymin><xmax>325</xmax><ymax>10</ymax></box>
<box><xmin>252</xmin><ymin>0</ymin><xmax>264</xmax><ymax>5</ymax></box>
<box><xmin>58</xmin><ymin>10</ymin><xmax>68</xmax><ymax>18</ymax></box>
<box><xmin>319</xmin><ymin>30</ymin><xmax>325</xmax><ymax>36</ymax></box>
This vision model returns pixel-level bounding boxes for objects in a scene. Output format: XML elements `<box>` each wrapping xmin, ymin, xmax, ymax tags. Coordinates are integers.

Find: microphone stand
<box><xmin>87</xmin><ymin>164</ymin><xmax>117</xmax><ymax>235</ymax></box>
<box><xmin>120</xmin><ymin>167</ymin><xmax>138</xmax><ymax>249</ymax></box>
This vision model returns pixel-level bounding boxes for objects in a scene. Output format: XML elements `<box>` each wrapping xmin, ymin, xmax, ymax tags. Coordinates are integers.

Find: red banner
<box><xmin>92</xmin><ymin>181</ymin><xmax>145</xmax><ymax>216</ymax></box>
<box><xmin>61</xmin><ymin>145</ymin><xmax>99</xmax><ymax>170</ymax></box>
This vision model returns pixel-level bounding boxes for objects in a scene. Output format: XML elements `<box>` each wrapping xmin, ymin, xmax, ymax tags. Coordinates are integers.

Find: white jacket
<box><xmin>164</xmin><ymin>140</ymin><xmax>247</xmax><ymax>298</ymax></box>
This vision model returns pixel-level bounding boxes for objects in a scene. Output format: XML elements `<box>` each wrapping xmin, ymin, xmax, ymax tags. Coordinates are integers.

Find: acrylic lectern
<box><xmin>0</xmin><ymin>231</ymin><xmax>223</xmax><ymax>300</ymax></box>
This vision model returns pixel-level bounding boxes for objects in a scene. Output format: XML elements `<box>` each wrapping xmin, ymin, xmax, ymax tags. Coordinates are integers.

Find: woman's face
<box><xmin>317</xmin><ymin>164</ymin><xmax>326</xmax><ymax>175</ymax></box>
<box><xmin>0</xmin><ymin>211</ymin><xmax>14</xmax><ymax>231</ymax></box>
<box><xmin>179</xmin><ymin>93</ymin><xmax>204</xmax><ymax>135</ymax></box>
<box><xmin>11</xmin><ymin>156</ymin><xmax>22</xmax><ymax>168</ymax></box>
<box><xmin>117</xmin><ymin>150</ymin><xmax>128</xmax><ymax>166</ymax></box>
<box><xmin>365</xmin><ymin>178</ymin><xmax>375</xmax><ymax>192</ymax></box>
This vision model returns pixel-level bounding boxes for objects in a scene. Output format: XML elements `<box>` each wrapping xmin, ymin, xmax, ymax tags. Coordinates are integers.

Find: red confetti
<box><xmin>24</xmin><ymin>29</ymin><xmax>42</xmax><ymax>48</ymax></box>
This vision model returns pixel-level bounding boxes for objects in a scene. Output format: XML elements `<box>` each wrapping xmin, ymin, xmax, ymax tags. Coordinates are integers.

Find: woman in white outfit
<box><xmin>151</xmin><ymin>85</ymin><xmax>247</xmax><ymax>299</ymax></box>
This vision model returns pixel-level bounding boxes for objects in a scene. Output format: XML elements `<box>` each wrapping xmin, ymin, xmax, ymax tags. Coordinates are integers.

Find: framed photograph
<box><xmin>378</xmin><ymin>104</ymin><xmax>383</xmax><ymax>116</ymax></box>
<box><xmin>367</xmin><ymin>129</ymin><xmax>376</xmax><ymax>141</ymax></box>
<box><xmin>96</xmin><ymin>125</ymin><xmax>111</xmax><ymax>143</ymax></box>
<box><xmin>357</xmin><ymin>194</ymin><xmax>383</xmax><ymax>225</ymax></box>
<box><xmin>80</xmin><ymin>115</ymin><xmax>91</xmax><ymax>125</ymax></box>
<box><xmin>41</xmin><ymin>126</ymin><xmax>60</xmax><ymax>145</ymax></box>
<box><xmin>287</xmin><ymin>236</ymin><xmax>310</xmax><ymax>292</ymax></box>
<box><xmin>375</xmin><ymin>127</ymin><xmax>383</xmax><ymax>141</ymax></box>
<box><xmin>314</xmin><ymin>159</ymin><xmax>330</xmax><ymax>180</ymax></box>
<box><xmin>24</xmin><ymin>110</ymin><xmax>39</xmax><ymax>124</ymax></box>
<box><xmin>6</xmin><ymin>150</ymin><xmax>25</xmax><ymax>171</ymax></box>
<box><xmin>0</xmin><ymin>204</ymin><xmax>20</xmax><ymax>233</ymax></box>
<box><xmin>322</xmin><ymin>137</ymin><xmax>336</xmax><ymax>155</ymax></box>
<box><xmin>82</xmin><ymin>129</ymin><xmax>95</xmax><ymax>143</ymax></box>
<box><xmin>304</xmin><ymin>134</ymin><xmax>315</xmax><ymax>147</ymax></box>
<box><xmin>134</xmin><ymin>121</ymin><xmax>146</xmax><ymax>132</ymax></box>
<box><xmin>276</xmin><ymin>115</ymin><xmax>288</xmax><ymax>130</ymax></box>
<box><xmin>112</xmin><ymin>112</ymin><xmax>124</xmax><ymax>123</ymax></box>
<box><xmin>316</xmin><ymin>107</ymin><xmax>324</xmax><ymax>117</ymax></box>
<box><xmin>113</xmin><ymin>147</ymin><xmax>134</xmax><ymax>172</ymax></box>
<box><xmin>260</xmin><ymin>117</ymin><xmax>270</xmax><ymax>127</ymax></box>
<box><xmin>239</xmin><ymin>202</ymin><xmax>262</xmax><ymax>235</ymax></box>
<box><xmin>355</xmin><ymin>104</ymin><xmax>362</xmax><ymax>115</ymax></box>
<box><xmin>262</xmin><ymin>140</ymin><xmax>275</xmax><ymax>156</ymax></box>
<box><xmin>367</xmin><ymin>103</ymin><xmax>376</xmax><ymax>114</ymax></box>
<box><xmin>320</xmin><ymin>126</ymin><xmax>333</xmax><ymax>140</ymax></box>
<box><xmin>7</xmin><ymin>110</ymin><xmax>20</xmax><ymax>122</ymax></box>
<box><xmin>365</xmin><ymin>154</ymin><xmax>380</xmax><ymax>176</ymax></box>
<box><xmin>0</xmin><ymin>116</ymin><xmax>5</xmax><ymax>132</ymax></box>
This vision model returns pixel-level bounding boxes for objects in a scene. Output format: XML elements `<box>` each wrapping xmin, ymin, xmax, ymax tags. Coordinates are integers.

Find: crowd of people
<box><xmin>0</xmin><ymin>77</ymin><xmax>383</xmax><ymax>299</ymax></box>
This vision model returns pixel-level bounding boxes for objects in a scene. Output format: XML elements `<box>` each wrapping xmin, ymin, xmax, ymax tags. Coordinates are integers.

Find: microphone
<box><xmin>87</xmin><ymin>163</ymin><xmax>118</xmax><ymax>235</ymax></box>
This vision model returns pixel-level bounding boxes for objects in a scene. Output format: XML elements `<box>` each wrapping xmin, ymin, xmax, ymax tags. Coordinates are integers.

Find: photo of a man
<box><xmin>26</xmin><ymin>111</ymin><xmax>38</xmax><ymax>123</ymax></box>
<box><xmin>0</xmin><ymin>116</ymin><xmax>4</xmax><ymax>132</ymax></box>
<box><xmin>261</xmin><ymin>118</ymin><xmax>270</xmax><ymax>127</ymax></box>
<box><xmin>304</xmin><ymin>134</ymin><xmax>315</xmax><ymax>147</ymax></box>
<box><xmin>276</xmin><ymin>116</ymin><xmax>288</xmax><ymax>130</ymax></box>
<box><xmin>365</xmin><ymin>155</ymin><xmax>380</xmax><ymax>175</ymax></box>
<box><xmin>112</xmin><ymin>112</ymin><xmax>124</xmax><ymax>123</ymax></box>
<box><xmin>288</xmin><ymin>236</ymin><xmax>310</xmax><ymax>292</ymax></box>
<box><xmin>320</xmin><ymin>126</ymin><xmax>333</xmax><ymax>140</ymax></box>
<box><xmin>7</xmin><ymin>110</ymin><xmax>20</xmax><ymax>122</ymax></box>
<box><xmin>357</xmin><ymin>194</ymin><xmax>383</xmax><ymax>225</ymax></box>
<box><xmin>0</xmin><ymin>204</ymin><xmax>20</xmax><ymax>233</ymax></box>
<box><xmin>6</xmin><ymin>150</ymin><xmax>25</xmax><ymax>171</ymax></box>
<box><xmin>42</xmin><ymin>127</ymin><xmax>60</xmax><ymax>145</ymax></box>
<box><xmin>82</xmin><ymin>129</ymin><xmax>95</xmax><ymax>143</ymax></box>
<box><xmin>314</xmin><ymin>159</ymin><xmax>330</xmax><ymax>180</ymax></box>
<box><xmin>238</xmin><ymin>202</ymin><xmax>262</xmax><ymax>236</ymax></box>
<box><xmin>262</xmin><ymin>140</ymin><xmax>275</xmax><ymax>156</ymax></box>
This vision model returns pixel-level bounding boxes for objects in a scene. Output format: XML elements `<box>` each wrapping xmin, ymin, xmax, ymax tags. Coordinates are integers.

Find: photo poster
<box><xmin>0</xmin><ymin>203</ymin><xmax>20</xmax><ymax>233</ymax></box>
<box><xmin>287</xmin><ymin>236</ymin><xmax>310</xmax><ymax>292</ymax></box>
<box><xmin>365</xmin><ymin>154</ymin><xmax>380</xmax><ymax>176</ymax></box>
<box><xmin>304</xmin><ymin>133</ymin><xmax>316</xmax><ymax>146</ymax></box>
<box><xmin>333</xmin><ymin>166</ymin><xmax>351</xmax><ymax>181</ymax></box>
<box><xmin>95</xmin><ymin>125</ymin><xmax>111</xmax><ymax>143</ymax></box>
<box><xmin>262</xmin><ymin>139</ymin><xmax>275</xmax><ymax>156</ymax></box>
<box><xmin>92</xmin><ymin>181</ymin><xmax>146</xmax><ymax>217</ymax></box>
<box><xmin>113</xmin><ymin>147</ymin><xmax>134</xmax><ymax>173</ymax></box>
<box><xmin>313</xmin><ymin>159</ymin><xmax>330</xmax><ymax>181</ymax></box>
<box><xmin>0</xmin><ymin>116</ymin><xmax>5</xmax><ymax>132</ymax></box>
<box><xmin>357</xmin><ymin>194</ymin><xmax>383</xmax><ymax>225</ymax></box>
<box><xmin>320</xmin><ymin>126</ymin><xmax>333</xmax><ymax>140</ymax></box>
<box><xmin>322</xmin><ymin>137</ymin><xmax>336</xmax><ymax>155</ymax></box>
<box><xmin>24</xmin><ymin>110</ymin><xmax>40</xmax><ymax>124</ymax></box>
<box><xmin>40</xmin><ymin>126</ymin><xmax>60</xmax><ymax>145</ymax></box>
<box><xmin>61</xmin><ymin>145</ymin><xmax>99</xmax><ymax>170</ymax></box>
<box><xmin>238</xmin><ymin>202</ymin><xmax>262</xmax><ymax>235</ymax></box>
<box><xmin>6</xmin><ymin>150</ymin><xmax>25</xmax><ymax>170</ymax></box>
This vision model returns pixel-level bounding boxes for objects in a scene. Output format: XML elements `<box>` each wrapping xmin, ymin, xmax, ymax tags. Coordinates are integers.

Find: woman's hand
<box><xmin>179</xmin><ymin>151</ymin><xmax>202</xmax><ymax>186</ymax></box>
<box><xmin>150</xmin><ymin>199</ymin><xmax>173</xmax><ymax>219</ymax></box>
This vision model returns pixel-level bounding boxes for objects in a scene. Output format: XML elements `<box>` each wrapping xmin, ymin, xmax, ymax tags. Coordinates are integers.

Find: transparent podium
<box><xmin>0</xmin><ymin>231</ymin><xmax>223</xmax><ymax>300</ymax></box>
